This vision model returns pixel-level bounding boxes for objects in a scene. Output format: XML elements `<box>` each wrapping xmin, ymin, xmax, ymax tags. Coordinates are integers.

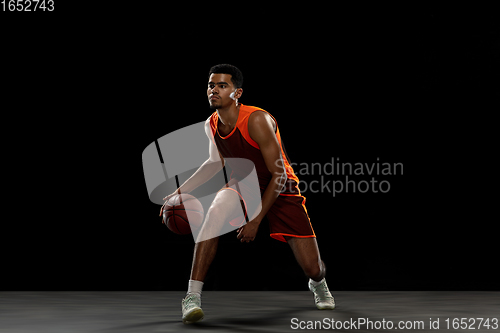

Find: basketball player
<box><xmin>160</xmin><ymin>64</ymin><xmax>335</xmax><ymax>324</ymax></box>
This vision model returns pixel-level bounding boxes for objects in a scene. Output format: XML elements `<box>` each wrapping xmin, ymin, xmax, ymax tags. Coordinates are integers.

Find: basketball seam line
<box><xmin>174</xmin><ymin>214</ymin><xmax>192</xmax><ymax>232</ymax></box>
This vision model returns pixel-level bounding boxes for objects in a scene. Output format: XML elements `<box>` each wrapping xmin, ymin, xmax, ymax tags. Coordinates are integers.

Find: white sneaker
<box><xmin>308</xmin><ymin>279</ymin><xmax>336</xmax><ymax>310</ymax></box>
<box><xmin>181</xmin><ymin>293</ymin><xmax>204</xmax><ymax>324</ymax></box>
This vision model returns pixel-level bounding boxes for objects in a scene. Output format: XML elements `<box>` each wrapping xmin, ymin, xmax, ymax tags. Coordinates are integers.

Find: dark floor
<box><xmin>0</xmin><ymin>291</ymin><xmax>499</xmax><ymax>332</ymax></box>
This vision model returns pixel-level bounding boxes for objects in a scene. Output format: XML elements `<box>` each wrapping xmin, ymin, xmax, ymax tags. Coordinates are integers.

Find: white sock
<box><xmin>309</xmin><ymin>278</ymin><xmax>325</xmax><ymax>287</ymax></box>
<box><xmin>187</xmin><ymin>279</ymin><xmax>204</xmax><ymax>296</ymax></box>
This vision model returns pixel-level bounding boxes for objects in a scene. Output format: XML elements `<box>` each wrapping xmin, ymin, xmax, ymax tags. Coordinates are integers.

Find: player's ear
<box><xmin>235</xmin><ymin>88</ymin><xmax>243</xmax><ymax>99</ymax></box>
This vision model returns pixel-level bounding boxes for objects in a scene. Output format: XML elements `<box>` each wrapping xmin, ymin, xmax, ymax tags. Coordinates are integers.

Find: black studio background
<box><xmin>2</xmin><ymin>5</ymin><xmax>498</xmax><ymax>291</ymax></box>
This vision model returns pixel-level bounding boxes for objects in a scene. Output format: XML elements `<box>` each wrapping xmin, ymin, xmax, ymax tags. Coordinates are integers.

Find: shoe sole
<box><xmin>182</xmin><ymin>308</ymin><xmax>205</xmax><ymax>324</ymax></box>
<box><xmin>317</xmin><ymin>304</ymin><xmax>336</xmax><ymax>310</ymax></box>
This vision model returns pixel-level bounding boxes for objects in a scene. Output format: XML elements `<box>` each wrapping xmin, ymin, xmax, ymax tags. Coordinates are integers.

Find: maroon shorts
<box><xmin>219</xmin><ymin>179</ymin><xmax>316</xmax><ymax>243</ymax></box>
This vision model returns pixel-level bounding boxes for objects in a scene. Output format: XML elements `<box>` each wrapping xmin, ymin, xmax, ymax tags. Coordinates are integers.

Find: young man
<box><xmin>161</xmin><ymin>64</ymin><xmax>335</xmax><ymax>324</ymax></box>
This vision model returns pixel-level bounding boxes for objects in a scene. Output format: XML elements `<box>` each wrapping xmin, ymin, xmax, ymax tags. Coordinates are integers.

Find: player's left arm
<box><xmin>237</xmin><ymin>111</ymin><xmax>286</xmax><ymax>242</ymax></box>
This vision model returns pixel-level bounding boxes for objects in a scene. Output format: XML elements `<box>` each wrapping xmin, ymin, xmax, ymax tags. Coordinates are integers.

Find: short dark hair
<box><xmin>208</xmin><ymin>64</ymin><xmax>243</xmax><ymax>88</ymax></box>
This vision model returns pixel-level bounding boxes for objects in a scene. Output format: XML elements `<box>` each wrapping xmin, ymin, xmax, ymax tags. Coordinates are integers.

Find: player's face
<box><xmin>207</xmin><ymin>73</ymin><xmax>238</xmax><ymax>109</ymax></box>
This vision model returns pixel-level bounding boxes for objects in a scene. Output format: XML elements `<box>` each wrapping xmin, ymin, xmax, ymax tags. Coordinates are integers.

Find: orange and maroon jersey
<box><xmin>209</xmin><ymin>104</ymin><xmax>301</xmax><ymax>196</ymax></box>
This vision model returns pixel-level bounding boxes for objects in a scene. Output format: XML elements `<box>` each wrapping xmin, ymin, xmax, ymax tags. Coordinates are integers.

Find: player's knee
<box><xmin>206</xmin><ymin>190</ymin><xmax>239</xmax><ymax>224</ymax></box>
<box><xmin>205</xmin><ymin>204</ymin><xmax>228</xmax><ymax>225</ymax></box>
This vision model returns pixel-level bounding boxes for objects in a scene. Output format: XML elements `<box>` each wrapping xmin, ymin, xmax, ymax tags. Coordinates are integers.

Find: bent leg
<box><xmin>286</xmin><ymin>236</ymin><xmax>335</xmax><ymax>310</ymax></box>
<box><xmin>286</xmin><ymin>236</ymin><xmax>326</xmax><ymax>282</ymax></box>
<box><xmin>190</xmin><ymin>188</ymin><xmax>242</xmax><ymax>282</ymax></box>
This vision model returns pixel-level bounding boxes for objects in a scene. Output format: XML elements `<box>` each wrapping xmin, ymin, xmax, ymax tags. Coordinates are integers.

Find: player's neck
<box><xmin>217</xmin><ymin>103</ymin><xmax>240</xmax><ymax>127</ymax></box>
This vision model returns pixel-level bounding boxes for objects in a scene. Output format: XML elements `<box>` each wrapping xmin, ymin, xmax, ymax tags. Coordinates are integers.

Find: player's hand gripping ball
<box><xmin>162</xmin><ymin>194</ymin><xmax>204</xmax><ymax>235</ymax></box>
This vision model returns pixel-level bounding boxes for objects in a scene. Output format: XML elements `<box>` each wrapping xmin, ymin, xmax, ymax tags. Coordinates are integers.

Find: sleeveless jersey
<box><xmin>209</xmin><ymin>104</ymin><xmax>301</xmax><ymax>196</ymax></box>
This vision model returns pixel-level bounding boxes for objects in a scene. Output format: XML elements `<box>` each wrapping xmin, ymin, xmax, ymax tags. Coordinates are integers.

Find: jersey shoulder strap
<box><xmin>237</xmin><ymin>104</ymin><xmax>278</xmax><ymax>149</ymax></box>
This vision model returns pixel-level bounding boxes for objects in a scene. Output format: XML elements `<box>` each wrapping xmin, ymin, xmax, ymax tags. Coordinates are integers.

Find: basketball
<box><xmin>163</xmin><ymin>193</ymin><xmax>204</xmax><ymax>235</ymax></box>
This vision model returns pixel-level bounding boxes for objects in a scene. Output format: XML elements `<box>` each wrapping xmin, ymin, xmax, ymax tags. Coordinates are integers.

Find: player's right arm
<box><xmin>160</xmin><ymin>117</ymin><xmax>224</xmax><ymax>215</ymax></box>
<box><xmin>204</xmin><ymin>116</ymin><xmax>225</xmax><ymax>168</ymax></box>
